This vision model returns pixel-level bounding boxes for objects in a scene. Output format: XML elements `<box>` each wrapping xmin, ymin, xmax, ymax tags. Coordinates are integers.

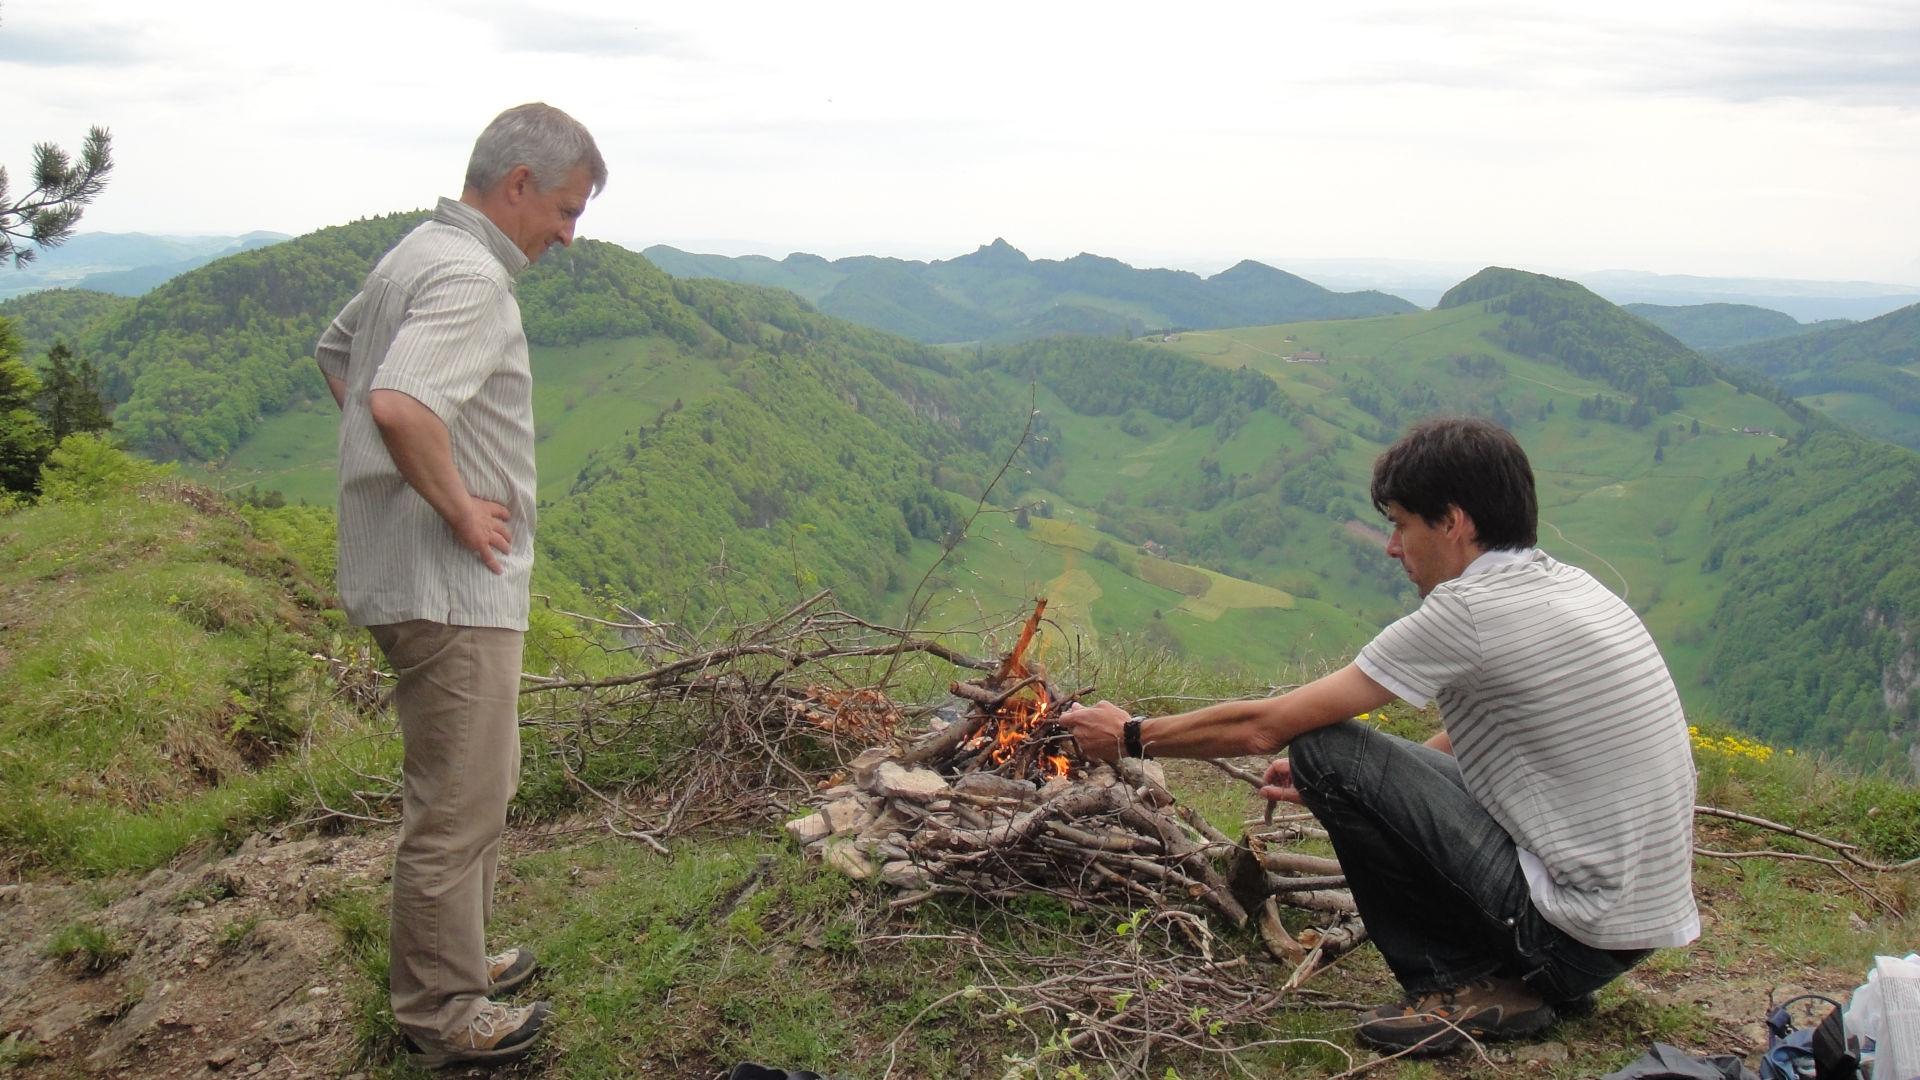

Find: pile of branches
<box><xmin>512</xmin><ymin>590</ymin><xmax>1003</xmax><ymax>846</ymax></box>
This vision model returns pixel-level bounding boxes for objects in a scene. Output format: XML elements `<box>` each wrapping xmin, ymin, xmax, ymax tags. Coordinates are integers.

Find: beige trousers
<box><xmin>369</xmin><ymin>620</ymin><xmax>524</xmax><ymax>1045</ymax></box>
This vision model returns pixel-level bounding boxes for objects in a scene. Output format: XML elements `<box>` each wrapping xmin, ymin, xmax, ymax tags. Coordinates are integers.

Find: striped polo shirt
<box><xmin>1357</xmin><ymin>549</ymin><xmax>1700</xmax><ymax>951</ymax></box>
<box><xmin>316</xmin><ymin>198</ymin><xmax>536</xmax><ymax>630</ymax></box>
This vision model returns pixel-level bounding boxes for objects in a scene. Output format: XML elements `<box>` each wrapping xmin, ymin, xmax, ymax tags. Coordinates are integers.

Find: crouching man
<box><xmin>1061</xmin><ymin>416</ymin><xmax>1698</xmax><ymax>1056</ymax></box>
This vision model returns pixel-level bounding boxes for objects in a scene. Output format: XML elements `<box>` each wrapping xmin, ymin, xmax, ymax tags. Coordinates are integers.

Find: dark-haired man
<box><xmin>316</xmin><ymin>103</ymin><xmax>605</xmax><ymax>1069</ymax></box>
<box><xmin>1061</xmin><ymin>416</ymin><xmax>1697</xmax><ymax>1056</ymax></box>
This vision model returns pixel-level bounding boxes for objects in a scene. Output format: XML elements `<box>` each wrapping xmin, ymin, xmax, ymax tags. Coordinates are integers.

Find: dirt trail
<box><xmin>0</xmin><ymin>833</ymin><xmax>390</xmax><ymax>1079</ymax></box>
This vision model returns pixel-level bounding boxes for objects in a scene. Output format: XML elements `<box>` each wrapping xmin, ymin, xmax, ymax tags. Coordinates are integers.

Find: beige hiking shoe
<box><xmin>1356</xmin><ymin>975</ymin><xmax>1554</xmax><ymax>1055</ymax></box>
<box><xmin>404</xmin><ymin>1000</ymin><xmax>552</xmax><ymax>1069</ymax></box>
<box><xmin>487</xmin><ymin>946</ymin><xmax>539</xmax><ymax>995</ymax></box>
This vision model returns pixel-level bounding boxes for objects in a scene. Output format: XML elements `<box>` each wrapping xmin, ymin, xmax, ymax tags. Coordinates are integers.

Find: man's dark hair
<box><xmin>1370</xmin><ymin>416</ymin><xmax>1537</xmax><ymax>550</ymax></box>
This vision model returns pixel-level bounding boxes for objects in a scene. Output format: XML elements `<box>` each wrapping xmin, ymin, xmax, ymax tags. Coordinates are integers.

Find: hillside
<box><xmin>16</xmin><ymin>232</ymin><xmax>1920</xmax><ymax>767</ymax></box>
<box><xmin>643</xmin><ymin>238</ymin><xmax>1419</xmax><ymax>344</ymax></box>
<box><xmin>1714</xmin><ymin>303</ymin><xmax>1920</xmax><ymax>449</ymax></box>
<box><xmin>1624</xmin><ymin>301</ymin><xmax>1848</xmax><ymax>350</ymax></box>
<box><xmin>0</xmin><ymin>231</ymin><xmax>290</xmax><ymax>301</ymax></box>
<box><xmin>2</xmin><ymin>475</ymin><xmax>1918</xmax><ymax>1080</ymax></box>
<box><xmin>0</xmin><ymin>288</ymin><xmax>134</xmax><ymax>361</ymax></box>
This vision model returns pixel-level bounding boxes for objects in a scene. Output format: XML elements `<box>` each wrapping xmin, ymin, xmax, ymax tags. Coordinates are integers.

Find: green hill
<box><xmin>642</xmin><ymin>238</ymin><xmax>1420</xmax><ymax>344</ymax></box>
<box><xmin>1714</xmin><ymin>303</ymin><xmax>1920</xmax><ymax>449</ymax></box>
<box><xmin>1625</xmin><ymin>301</ymin><xmax>1847</xmax><ymax>350</ymax></box>
<box><xmin>0</xmin><ymin>287</ymin><xmax>134</xmax><ymax>360</ymax></box>
<box><xmin>16</xmin><ymin>233</ymin><xmax>1920</xmax><ymax>768</ymax></box>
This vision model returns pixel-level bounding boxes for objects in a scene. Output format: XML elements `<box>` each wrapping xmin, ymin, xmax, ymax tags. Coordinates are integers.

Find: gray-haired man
<box><xmin>316</xmin><ymin>102</ymin><xmax>606</xmax><ymax>1068</ymax></box>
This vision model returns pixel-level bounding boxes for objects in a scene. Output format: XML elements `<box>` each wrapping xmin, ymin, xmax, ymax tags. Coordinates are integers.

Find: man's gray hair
<box><xmin>464</xmin><ymin>103</ymin><xmax>608</xmax><ymax>197</ymax></box>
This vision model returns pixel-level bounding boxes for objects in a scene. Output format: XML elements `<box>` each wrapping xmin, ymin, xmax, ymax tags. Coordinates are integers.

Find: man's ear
<box><xmin>1444</xmin><ymin>505</ymin><xmax>1479</xmax><ymax>543</ymax></box>
<box><xmin>502</xmin><ymin>164</ymin><xmax>537</xmax><ymax>205</ymax></box>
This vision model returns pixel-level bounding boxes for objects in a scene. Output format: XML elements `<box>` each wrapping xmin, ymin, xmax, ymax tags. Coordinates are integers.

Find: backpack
<box><xmin>1760</xmin><ymin>994</ymin><xmax>1861</xmax><ymax>1080</ymax></box>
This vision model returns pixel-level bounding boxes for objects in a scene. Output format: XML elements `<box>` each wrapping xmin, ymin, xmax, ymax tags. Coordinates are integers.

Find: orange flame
<box><xmin>959</xmin><ymin>599</ymin><xmax>1072</xmax><ymax>780</ymax></box>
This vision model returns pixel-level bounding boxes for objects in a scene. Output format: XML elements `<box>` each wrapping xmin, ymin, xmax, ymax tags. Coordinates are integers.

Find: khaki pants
<box><xmin>369</xmin><ymin>620</ymin><xmax>524</xmax><ymax>1045</ymax></box>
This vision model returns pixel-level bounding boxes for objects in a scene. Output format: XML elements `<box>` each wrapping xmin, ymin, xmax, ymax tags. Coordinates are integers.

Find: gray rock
<box><xmin>823</xmin><ymin>839</ymin><xmax>876</xmax><ymax>880</ymax></box>
<box><xmin>822</xmin><ymin>797</ymin><xmax>871</xmax><ymax>834</ymax></box>
<box><xmin>784</xmin><ymin>814</ymin><xmax>831</xmax><ymax>846</ymax></box>
<box><xmin>871</xmin><ymin>762</ymin><xmax>949</xmax><ymax>802</ymax></box>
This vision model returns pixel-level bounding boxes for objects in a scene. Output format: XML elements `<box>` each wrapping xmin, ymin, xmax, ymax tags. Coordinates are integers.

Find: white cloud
<box><xmin>0</xmin><ymin>0</ymin><xmax>1915</xmax><ymax>283</ymax></box>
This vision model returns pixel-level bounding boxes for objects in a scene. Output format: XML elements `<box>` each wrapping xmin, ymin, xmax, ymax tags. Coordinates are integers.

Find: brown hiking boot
<box><xmin>1357</xmin><ymin>975</ymin><xmax>1554</xmax><ymax>1055</ymax></box>
<box><xmin>404</xmin><ymin>1000</ymin><xmax>552</xmax><ymax>1069</ymax></box>
<box><xmin>487</xmin><ymin>946</ymin><xmax>539</xmax><ymax>995</ymax></box>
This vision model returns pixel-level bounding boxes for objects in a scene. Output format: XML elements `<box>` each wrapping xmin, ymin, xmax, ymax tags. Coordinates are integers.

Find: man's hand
<box><xmin>456</xmin><ymin>497</ymin><xmax>513</xmax><ymax>575</ymax></box>
<box><xmin>1058</xmin><ymin>700</ymin><xmax>1129</xmax><ymax>762</ymax></box>
<box><xmin>1261</xmin><ymin>756</ymin><xmax>1304</xmax><ymax>805</ymax></box>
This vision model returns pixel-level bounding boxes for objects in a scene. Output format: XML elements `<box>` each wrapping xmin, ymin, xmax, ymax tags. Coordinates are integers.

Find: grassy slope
<box><xmin>6</xmin><ymin>477</ymin><xmax>1920</xmax><ymax>1080</ymax></box>
<box><xmin>0</xmin><ymin>484</ymin><xmax>392</xmax><ymax>874</ymax></box>
<box><xmin>199</xmin><ymin>297</ymin><xmax>1805</xmax><ymax>705</ymax></box>
<box><xmin>1154</xmin><ymin>307</ymin><xmax>1800</xmax><ymax>708</ymax></box>
<box><xmin>190</xmin><ymin>335</ymin><xmax>732</xmax><ymax>508</ymax></box>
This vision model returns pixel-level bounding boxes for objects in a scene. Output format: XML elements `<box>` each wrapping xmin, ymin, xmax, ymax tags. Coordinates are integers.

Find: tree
<box><xmin>1</xmin><ymin>125</ymin><xmax>114</xmax><ymax>268</ymax></box>
<box><xmin>35</xmin><ymin>341</ymin><xmax>113</xmax><ymax>440</ymax></box>
<box><xmin>0</xmin><ymin>327</ymin><xmax>51</xmax><ymax>493</ymax></box>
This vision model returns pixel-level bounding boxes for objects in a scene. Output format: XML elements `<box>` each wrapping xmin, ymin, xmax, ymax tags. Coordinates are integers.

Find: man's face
<box><xmin>1383</xmin><ymin>501</ymin><xmax>1463</xmax><ymax>598</ymax></box>
<box><xmin>508</xmin><ymin>164</ymin><xmax>593</xmax><ymax>263</ymax></box>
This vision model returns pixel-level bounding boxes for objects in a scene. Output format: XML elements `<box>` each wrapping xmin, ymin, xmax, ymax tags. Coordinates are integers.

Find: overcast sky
<box><xmin>5</xmin><ymin>0</ymin><xmax>1918</xmax><ymax>284</ymax></box>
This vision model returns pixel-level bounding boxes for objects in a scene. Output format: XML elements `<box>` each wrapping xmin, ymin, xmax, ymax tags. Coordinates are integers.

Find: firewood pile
<box><xmin>782</xmin><ymin>601</ymin><xmax>1369</xmax><ymax>971</ymax></box>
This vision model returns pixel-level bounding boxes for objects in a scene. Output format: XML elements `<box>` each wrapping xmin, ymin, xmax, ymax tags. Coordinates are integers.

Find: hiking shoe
<box><xmin>1553</xmin><ymin>990</ymin><xmax>1599</xmax><ymax>1019</ymax></box>
<box><xmin>487</xmin><ymin>946</ymin><xmax>539</xmax><ymax>995</ymax></box>
<box><xmin>404</xmin><ymin>1000</ymin><xmax>552</xmax><ymax>1069</ymax></box>
<box><xmin>1356</xmin><ymin>975</ymin><xmax>1554</xmax><ymax>1056</ymax></box>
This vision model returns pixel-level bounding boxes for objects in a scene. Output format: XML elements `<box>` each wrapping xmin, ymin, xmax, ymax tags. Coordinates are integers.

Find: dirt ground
<box><xmin>0</xmin><ymin>825</ymin><xmax>1875</xmax><ymax>1079</ymax></box>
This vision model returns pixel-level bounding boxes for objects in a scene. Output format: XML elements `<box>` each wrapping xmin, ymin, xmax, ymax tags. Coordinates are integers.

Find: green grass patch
<box><xmin>0</xmin><ymin>487</ymin><xmax>397</xmax><ymax>874</ymax></box>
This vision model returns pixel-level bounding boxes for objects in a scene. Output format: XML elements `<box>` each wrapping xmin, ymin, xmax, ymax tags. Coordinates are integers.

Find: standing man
<box><xmin>1061</xmin><ymin>417</ymin><xmax>1698</xmax><ymax>1057</ymax></box>
<box><xmin>315</xmin><ymin>103</ymin><xmax>605</xmax><ymax>1069</ymax></box>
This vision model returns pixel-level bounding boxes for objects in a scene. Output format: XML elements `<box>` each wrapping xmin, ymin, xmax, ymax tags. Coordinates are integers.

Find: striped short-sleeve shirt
<box><xmin>315</xmin><ymin>198</ymin><xmax>536</xmax><ymax>630</ymax></box>
<box><xmin>1356</xmin><ymin>549</ymin><xmax>1700</xmax><ymax>951</ymax></box>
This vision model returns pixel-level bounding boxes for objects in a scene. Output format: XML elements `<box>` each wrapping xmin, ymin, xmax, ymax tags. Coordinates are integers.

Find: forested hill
<box><xmin>642</xmin><ymin>239</ymin><xmax>1419</xmax><ymax>345</ymax></box>
<box><xmin>0</xmin><ymin>287</ymin><xmax>134</xmax><ymax>362</ymax></box>
<box><xmin>1702</xmin><ymin>431</ymin><xmax>1920</xmax><ymax>763</ymax></box>
<box><xmin>1624</xmin><ymin>301</ymin><xmax>1847</xmax><ymax>351</ymax></box>
<box><xmin>1712</xmin><ymin>304</ymin><xmax>1920</xmax><ymax>450</ymax></box>
<box><xmin>22</xmin><ymin>211</ymin><xmax>433</xmax><ymax>460</ymax></box>
<box><xmin>1440</xmin><ymin>267</ymin><xmax>1715</xmax><ymax>413</ymax></box>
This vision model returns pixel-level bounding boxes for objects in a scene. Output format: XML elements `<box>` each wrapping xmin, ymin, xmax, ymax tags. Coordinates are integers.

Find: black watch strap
<box><xmin>1123</xmin><ymin>717</ymin><xmax>1147</xmax><ymax>759</ymax></box>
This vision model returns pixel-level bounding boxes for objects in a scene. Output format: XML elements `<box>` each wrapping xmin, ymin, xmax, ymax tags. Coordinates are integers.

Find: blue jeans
<box><xmin>1287</xmin><ymin>719</ymin><xmax>1649</xmax><ymax>1000</ymax></box>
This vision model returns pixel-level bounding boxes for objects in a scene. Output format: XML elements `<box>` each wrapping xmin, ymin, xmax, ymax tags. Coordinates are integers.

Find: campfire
<box><xmin>784</xmin><ymin>600</ymin><xmax>1368</xmax><ymax>973</ymax></box>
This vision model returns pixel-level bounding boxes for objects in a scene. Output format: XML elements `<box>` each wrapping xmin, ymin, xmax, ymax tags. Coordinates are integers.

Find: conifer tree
<box><xmin>0</xmin><ymin>323</ymin><xmax>52</xmax><ymax>493</ymax></box>
<box><xmin>35</xmin><ymin>341</ymin><xmax>113</xmax><ymax>441</ymax></box>
<box><xmin>1</xmin><ymin>125</ymin><xmax>114</xmax><ymax>268</ymax></box>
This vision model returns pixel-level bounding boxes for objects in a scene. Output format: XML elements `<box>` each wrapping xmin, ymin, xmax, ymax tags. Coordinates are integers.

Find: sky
<box><xmin>5</xmin><ymin>0</ymin><xmax>1919</xmax><ymax>285</ymax></box>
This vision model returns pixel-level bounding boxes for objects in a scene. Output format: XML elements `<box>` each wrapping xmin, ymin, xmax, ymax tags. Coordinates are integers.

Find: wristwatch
<box><xmin>1123</xmin><ymin>716</ymin><xmax>1148</xmax><ymax>759</ymax></box>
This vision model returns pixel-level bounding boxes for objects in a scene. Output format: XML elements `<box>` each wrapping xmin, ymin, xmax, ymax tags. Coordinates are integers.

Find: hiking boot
<box><xmin>1553</xmin><ymin>990</ymin><xmax>1599</xmax><ymax>1019</ymax></box>
<box><xmin>487</xmin><ymin>946</ymin><xmax>539</xmax><ymax>995</ymax></box>
<box><xmin>404</xmin><ymin>1000</ymin><xmax>552</xmax><ymax>1069</ymax></box>
<box><xmin>1356</xmin><ymin>975</ymin><xmax>1554</xmax><ymax>1055</ymax></box>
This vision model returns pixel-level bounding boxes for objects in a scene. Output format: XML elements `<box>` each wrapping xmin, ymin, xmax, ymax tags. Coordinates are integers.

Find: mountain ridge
<box><xmin>642</xmin><ymin>239</ymin><xmax>1418</xmax><ymax>344</ymax></box>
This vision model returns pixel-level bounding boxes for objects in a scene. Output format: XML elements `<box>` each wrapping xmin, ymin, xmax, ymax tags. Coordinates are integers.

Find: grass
<box><xmin>0</xmin><ymin>485</ymin><xmax>398</xmax><ymax>874</ymax></box>
<box><xmin>45</xmin><ymin>921</ymin><xmax>129</xmax><ymax>973</ymax></box>
<box><xmin>3</xmin><ymin>493</ymin><xmax>1912</xmax><ymax>1078</ymax></box>
<box><xmin>307</xmin><ymin>705</ymin><xmax>1917</xmax><ymax>1080</ymax></box>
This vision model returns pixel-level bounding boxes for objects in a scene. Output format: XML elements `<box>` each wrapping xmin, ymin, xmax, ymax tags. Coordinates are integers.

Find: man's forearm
<box><xmin>368</xmin><ymin>389</ymin><xmax>474</xmax><ymax>527</ymax></box>
<box><xmin>1141</xmin><ymin>663</ymin><xmax>1396</xmax><ymax>759</ymax></box>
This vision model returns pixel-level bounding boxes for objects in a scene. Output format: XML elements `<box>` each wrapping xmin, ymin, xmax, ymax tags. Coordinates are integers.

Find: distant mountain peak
<box><xmin>953</xmin><ymin>238</ymin><xmax>1031</xmax><ymax>267</ymax></box>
